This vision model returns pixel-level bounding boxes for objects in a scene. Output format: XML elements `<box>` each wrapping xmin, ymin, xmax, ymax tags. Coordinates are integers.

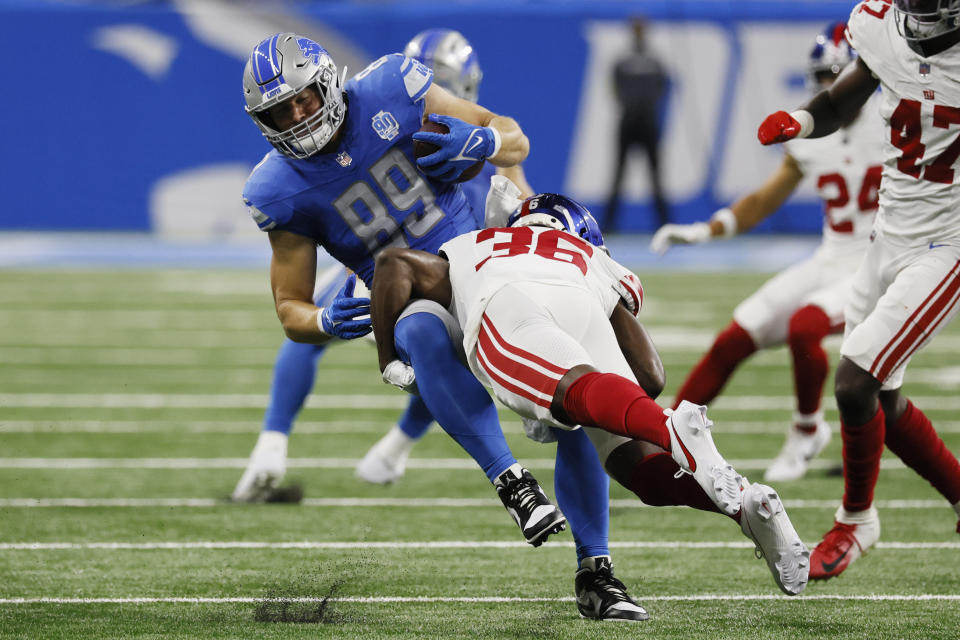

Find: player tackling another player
<box><xmin>369</xmin><ymin>193</ymin><xmax>811</xmax><ymax>604</ymax></box>
<box><xmin>651</xmin><ymin>23</ymin><xmax>883</xmax><ymax>483</ymax></box>
<box><xmin>237</xmin><ymin>31</ymin><xmax>649</xmax><ymax>621</ymax></box>
<box><xmin>758</xmin><ymin>0</ymin><xmax>960</xmax><ymax>579</ymax></box>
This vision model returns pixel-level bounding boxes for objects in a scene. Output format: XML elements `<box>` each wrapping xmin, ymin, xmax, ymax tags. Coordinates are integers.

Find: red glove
<box><xmin>757</xmin><ymin>111</ymin><xmax>801</xmax><ymax>145</ymax></box>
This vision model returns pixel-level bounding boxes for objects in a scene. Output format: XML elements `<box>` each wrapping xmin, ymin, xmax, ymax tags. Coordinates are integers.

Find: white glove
<box><xmin>382</xmin><ymin>360</ymin><xmax>418</xmax><ymax>394</ymax></box>
<box><xmin>484</xmin><ymin>174</ymin><xmax>524</xmax><ymax>228</ymax></box>
<box><xmin>649</xmin><ymin>222</ymin><xmax>712</xmax><ymax>256</ymax></box>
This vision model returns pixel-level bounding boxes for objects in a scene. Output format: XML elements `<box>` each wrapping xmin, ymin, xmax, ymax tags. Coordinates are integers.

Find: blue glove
<box><xmin>319</xmin><ymin>273</ymin><xmax>372</xmax><ymax>339</ymax></box>
<box><xmin>413</xmin><ymin>113</ymin><xmax>497</xmax><ymax>182</ymax></box>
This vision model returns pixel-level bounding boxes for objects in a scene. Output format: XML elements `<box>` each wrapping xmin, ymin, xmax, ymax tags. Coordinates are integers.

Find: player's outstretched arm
<box><xmin>421</xmin><ymin>84</ymin><xmax>530</xmax><ymax>168</ymax></box>
<box><xmin>371</xmin><ymin>248</ymin><xmax>452</xmax><ymax>372</ymax></box>
<box><xmin>650</xmin><ymin>154</ymin><xmax>803</xmax><ymax>255</ymax></box>
<box><xmin>609</xmin><ymin>303</ymin><xmax>665</xmax><ymax>399</ymax></box>
<box><xmin>758</xmin><ymin>57</ymin><xmax>878</xmax><ymax>144</ymax></box>
<box><xmin>269</xmin><ymin>230</ymin><xmax>371</xmax><ymax>344</ymax></box>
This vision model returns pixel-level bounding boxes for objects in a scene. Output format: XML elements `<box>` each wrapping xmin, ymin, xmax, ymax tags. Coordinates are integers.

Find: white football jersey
<box><xmin>439</xmin><ymin>227</ymin><xmax>643</xmax><ymax>356</ymax></box>
<box><xmin>785</xmin><ymin>92</ymin><xmax>884</xmax><ymax>252</ymax></box>
<box><xmin>847</xmin><ymin>0</ymin><xmax>960</xmax><ymax>242</ymax></box>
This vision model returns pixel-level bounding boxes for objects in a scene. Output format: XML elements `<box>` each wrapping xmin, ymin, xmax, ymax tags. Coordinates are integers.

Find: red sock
<box><xmin>673</xmin><ymin>321</ymin><xmax>756</xmax><ymax>408</ymax></box>
<box><xmin>885</xmin><ymin>400</ymin><xmax>960</xmax><ymax>504</ymax></box>
<box><xmin>841</xmin><ymin>407</ymin><xmax>886</xmax><ymax>512</ymax></box>
<box><xmin>562</xmin><ymin>372</ymin><xmax>670</xmax><ymax>449</ymax></box>
<box><xmin>787</xmin><ymin>305</ymin><xmax>832</xmax><ymax>416</ymax></box>
<box><xmin>628</xmin><ymin>453</ymin><xmax>728</xmax><ymax>517</ymax></box>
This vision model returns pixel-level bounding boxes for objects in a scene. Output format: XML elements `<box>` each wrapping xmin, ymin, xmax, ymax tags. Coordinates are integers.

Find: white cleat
<box><xmin>231</xmin><ymin>431</ymin><xmax>288</xmax><ymax>503</ymax></box>
<box><xmin>667</xmin><ymin>400</ymin><xmax>744</xmax><ymax>516</ymax></box>
<box><xmin>764</xmin><ymin>419</ymin><xmax>832</xmax><ymax>482</ymax></box>
<box><xmin>355</xmin><ymin>426</ymin><xmax>414</xmax><ymax>485</ymax></box>
<box><xmin>740</xmin><ymin>483</ymin><xmax>810</xmax><ymax>595</ymax></box>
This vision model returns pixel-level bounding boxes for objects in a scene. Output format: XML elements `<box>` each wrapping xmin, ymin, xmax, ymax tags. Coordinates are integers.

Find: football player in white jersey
<box><xmin>759</xmin><ymin>0</ymin><xmax>960</xmax><ymax>579</ymax></box>
<box><xmin>650</xmin><ymin>23</ymin><xmax>884</xmax><ymax>483</ymax></box>
<box><xmin>370</xmin><ymin>194</ymin><xmax>812</xmax><ymax>608</ymax></box>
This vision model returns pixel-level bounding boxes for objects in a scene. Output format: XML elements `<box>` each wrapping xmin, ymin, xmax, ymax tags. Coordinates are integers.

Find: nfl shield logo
<box><xmin>924</xmin><ymin>89</ymin><xmax>936</xmax><ymax>100</ymax></box>
<box><xmin>336</xmin><ymin>151</ymin><xmax>352</xmax><ymax>167</ymax></box>
<box><xmin>919</xmin><ymin>62</ymin><xmax>931</xmax><ymax>77</ymax></box>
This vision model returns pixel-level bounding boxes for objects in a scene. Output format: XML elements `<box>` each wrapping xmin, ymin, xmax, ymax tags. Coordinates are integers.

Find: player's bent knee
<box><xmin>788</xmin><ymin>305</ymin><xmax>831</xmax><ymax>345</ymax></box>
<box><xmin>834</xmin><ymin>357</ymin><xmax>882</xmax><ymax>415</ymax></box>
<box><xmin>395</xmin><ymin>300</ymin><xmax>465</xmax><ymax>363</ymax></box>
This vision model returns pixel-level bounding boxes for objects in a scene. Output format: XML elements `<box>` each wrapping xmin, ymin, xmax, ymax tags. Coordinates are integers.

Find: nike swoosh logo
<box><xmin>671</xmin><ymin>424</ymin><xmax>697</xmax><ymax>472</ymax></box>
<box><xmin>819</xmin><ymin>546</ymin><xmax>851</xmax><ymax>574</ymax></box>
<box><xmin>929</xmin><ymin>242</ymin><xmax>947</xmax><ymax>249</ymax></box>
<box><xmin>466</xmin><ymin>134</ymin><xmax>484</xmax><ymax>156</ymax></box>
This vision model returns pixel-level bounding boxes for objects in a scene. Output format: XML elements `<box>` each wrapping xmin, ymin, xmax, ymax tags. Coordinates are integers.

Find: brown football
<box><xmin>413</xmin><ymin>118</ymin><xmax>486</xmax><ymax>183</ymax></box>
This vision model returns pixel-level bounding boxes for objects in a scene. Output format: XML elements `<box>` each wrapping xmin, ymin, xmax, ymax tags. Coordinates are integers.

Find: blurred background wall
<box><xmin>0</xmin><ymin>0</ymin><xmax>858</xmax><ymax>239</ymax></box>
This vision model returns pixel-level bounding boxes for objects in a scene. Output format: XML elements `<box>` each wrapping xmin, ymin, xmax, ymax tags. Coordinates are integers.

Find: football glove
<box><xmin>484</xmin><ymin>174</ymin><xmax>524</xmax><ymax>228</ymax></box>
<box><xmin>757</xmin><ymin>110</ymin><xmax>802</xmax><ymax>145</ymax></box>
<box><xmin>414</xmin><ymin>113</ymin><xmax>496</xmax><ymax>182</ymax></box>
<box><xmin>649</xmin><ymin>222</ymin><xmax>712</xmax><ymax>256</ymax></box>
<box><xmin>318</xmin><ymin>273</ymin><xmax>372</xmax><ymax>339</ymax></box>
<box><xmin>382</xmin><ymin>359</ymin><xmax>418</xmax><ymax>394</ymax></box>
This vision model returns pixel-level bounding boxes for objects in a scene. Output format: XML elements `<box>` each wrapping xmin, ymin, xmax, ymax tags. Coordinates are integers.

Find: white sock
<box><xmin>254</xmin><ymin>430</ymin><xmax>288</xmax><ymax>454</ymax></box>
<box><xmin>793</xmin><ymin>410</ymin><xmax>823</xmax><ymax>428</ymax></box>
<box><xmin>836</xmin><ymin>504</ymin><xmax>878</xmax><ymax>524</ymax></box>
<box><xmin>375</xmin><ymin>425</ymin><xmax>416</xmax><ymax>460</ymax></box>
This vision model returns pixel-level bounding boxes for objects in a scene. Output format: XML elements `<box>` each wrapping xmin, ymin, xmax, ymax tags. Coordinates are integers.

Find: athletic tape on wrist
<box><xmin>487</xmin><ymin>126</ymin><xmax>502</xmax><ymax>160</ymax></box>
<box><xmin>711</xmin><ymin>208</ymin><xmax>738</xmax><ymax>238</ymax></box>
<box><xmin>790</xmin><ymin>110</ymin><xmax>814</xmax><ymax>138</ymax></box>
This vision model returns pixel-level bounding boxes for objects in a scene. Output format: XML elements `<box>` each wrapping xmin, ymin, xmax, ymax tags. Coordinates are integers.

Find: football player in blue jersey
<box><xmin>236</xmin><ymin>32</ymin><xmax>645</xmax><ymax>621</ymax></box>
<box><xmin>231</xmin><ymin>30</ymin><xmax>534</xmax><ymax>498</ymax></box>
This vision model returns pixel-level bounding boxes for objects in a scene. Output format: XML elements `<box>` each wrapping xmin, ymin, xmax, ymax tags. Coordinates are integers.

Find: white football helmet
<box><xmin>895</xmin><ymin>0</ymin><xmax>960</xmax><ymax>43</ymax></box>
<box><xmin>243</xmin><ymin>33</ymin><xmax>346</xmax><ymax>159</ymax></box>
<box><xmin>403</xmin><ymin>29</ymin><xmax>482</xmax><ymax>102</ymax></box>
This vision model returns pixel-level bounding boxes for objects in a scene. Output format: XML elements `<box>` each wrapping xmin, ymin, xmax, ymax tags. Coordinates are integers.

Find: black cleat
<box><xmin>575</xmin><ymin>556</ymin><xmax>649</xmax><ymax>622</ymax></box>
<box><xmin>494</xmin><ymin>464</ymin><xmax>566</xmax><ymax>547</ymax></box>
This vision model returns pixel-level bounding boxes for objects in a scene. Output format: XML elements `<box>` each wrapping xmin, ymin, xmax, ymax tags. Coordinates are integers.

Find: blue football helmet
<box><xmin>403</xmin><ymin>29</ymin><xmax>482</xmax><ymax>102</ymax></box>
<box><xmin>243</xmin><ymin>33</ymin><xmax>346</xmax><ymax>159</ymax></box>
<box><xmin>807</xmin><ymin>22</ymin><xmax>856</xmax><ymax>91</ymax></box>
<box><xmin>895</xmin><ymin>0</ymin><xmax>960</xmax><ymax>43</ymax></box>
<box><xmin>508</xmin><ymin>194</ymin><xmax>605</xmax><ymax>249</ymax></box>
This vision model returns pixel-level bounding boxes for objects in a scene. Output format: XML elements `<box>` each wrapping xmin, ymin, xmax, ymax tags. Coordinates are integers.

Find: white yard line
<box><xmin>2</xmin><ymin>392</ymin><xmax>960</xmax><ymax>411</ymax></box>
<box><xmin>0</xmin><ymin>497</ymin><xmax>946</xmax><ymax>509</ymax></box>
<box><xmin>1</xmin><ymin>540</ymin><xmax>956</xmax><ymax>551</ymax></box>
<box><xmin>0</xmin><ymin>457</ymin><xmax>904</xmax><ymax>471</ymax></box>
<box><xmin>0</xmin><ymin>594</ymin><xmax>958</xmax><ymax>604</ymax></box>
<box><xmin>3</xmin><ymin>418</ymin><xmax>960</xmax><ymax>434</ymax></box>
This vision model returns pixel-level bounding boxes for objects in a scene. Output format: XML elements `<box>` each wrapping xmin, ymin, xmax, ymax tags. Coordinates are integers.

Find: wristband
<box><xmin>710</xmin><ymin>208</ymin><xmax>738</xmax><ymax>238</ymax></box>
<box><xmin>789</xmin><ymin>110</ymin><xmax>814</xmax><ymax>138</ymax></box>
<box><xmin>316</xmin><ymin>307</ymin><xmax>330</xmax><ymax>337</ymax></box>
<box><xmin>487</xmin><ymin>126</ymin><xmax>502</xmax><ymax>160</ymax></box>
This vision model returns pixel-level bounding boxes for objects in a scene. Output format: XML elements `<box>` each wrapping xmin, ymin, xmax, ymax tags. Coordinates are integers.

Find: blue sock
<box><xmin>552</xmin><ymin>427</ymin><xmax>610</xmax><ymax>566</ymax></box>
<box><xmin>397</xmin><ymin>395</ymin><xmax>434</xmax><ymax>440</ymax></box>
<box><xmin>395</xmin><ymin>312</ymin><xmax>516</xmax><ymax>482</ymax></box>
<box><xmin>262</xmin><ymin>339</ymin><xmax>327</xmax><ymax>435</ymax></box>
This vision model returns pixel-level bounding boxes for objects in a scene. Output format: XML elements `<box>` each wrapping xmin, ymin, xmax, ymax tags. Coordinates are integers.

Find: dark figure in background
<box><xmin>604</xmin><ymin>18</ymin><xmax>670</xmax><ymax>232</ymax></box>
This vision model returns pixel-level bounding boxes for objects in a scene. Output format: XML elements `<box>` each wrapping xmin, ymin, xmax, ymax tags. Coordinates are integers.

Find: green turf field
<box><xmin>1</xmin><ymin>268</ymin><xmax>958</xmax><ymax>639</ymax></box>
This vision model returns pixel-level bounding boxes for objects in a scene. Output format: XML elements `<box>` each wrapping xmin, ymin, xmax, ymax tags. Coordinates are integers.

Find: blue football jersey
<box><xmin>243</xmin><ymin>54</ymin><xmax>478</xmax><ymax>287</ymax></box>
<box><xmin>460</xmin><ymin>162</ymin><xmax>497</xmax><ymax>228</ymax></box>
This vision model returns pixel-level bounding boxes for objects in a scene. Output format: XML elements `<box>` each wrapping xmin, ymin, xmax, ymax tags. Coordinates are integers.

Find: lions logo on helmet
<box><xmin>242</xmin><ymin>33</ymin><xmax>346</xmax><ymax>159</ymax></box>
<box><xmin>403</xmin><ymin>29</ymin><xmax>482</xmax><ymax>103</ymax></box>
<box><xmin>508</xmin><ymin>194</ymin><xmax>605</xmax><ymax>249</ymax></box>
<box><xmin>894</xmin><ymin>0</ymin><xmax>960</xmax><ymax>44</ymax></box>
<box><xmin>807</xmin><ymin>22</ymin><xmax>856</xmax><ymax>91</ymax></box>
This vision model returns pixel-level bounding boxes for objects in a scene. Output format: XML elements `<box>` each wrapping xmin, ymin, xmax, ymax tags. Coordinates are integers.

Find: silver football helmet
<box><xmin>403</xmin><ymin>29</ymin><xmax>482</xmax><ymax>103</ymax></box>
<box><xmin>243</xmin><ymin>33</ymin><xmax>346</xmax><ymax>159</ymax></box>
<box><xmin>895</xmin><ymin>0</ymin><xmax>960</xmax><ymax>43</ymax></box>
